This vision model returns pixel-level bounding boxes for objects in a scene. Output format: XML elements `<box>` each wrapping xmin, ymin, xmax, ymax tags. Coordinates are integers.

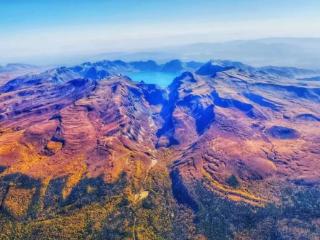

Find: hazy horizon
<box><xmin>2</xmin><ymin>37</ymin><xmax>320</xmax><ymax>70</ymax></box>
<box><xmin>1</xmin><ymin>0</ymin><xmax>320</xmax><ymax>65</ymax></box>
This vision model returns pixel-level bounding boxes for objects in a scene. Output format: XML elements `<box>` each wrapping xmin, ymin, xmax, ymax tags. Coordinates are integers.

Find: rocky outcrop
<box><xmin>196</xmin><ymin>60</ymin><xmax>233</xmax><ymax>76</ymax></box>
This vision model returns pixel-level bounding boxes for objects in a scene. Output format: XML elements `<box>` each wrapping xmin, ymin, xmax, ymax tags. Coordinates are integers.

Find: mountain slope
<box><xmin>0</xmin><ymin>60</ymin><xmax>320</xmax><ymax>239</ymax></box>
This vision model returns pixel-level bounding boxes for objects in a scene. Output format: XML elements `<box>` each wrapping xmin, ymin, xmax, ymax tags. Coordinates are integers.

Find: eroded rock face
<box><xmin>0</xmin><ymin>60</ymin><xmax>320</xmax><ymax>239</ymax></box>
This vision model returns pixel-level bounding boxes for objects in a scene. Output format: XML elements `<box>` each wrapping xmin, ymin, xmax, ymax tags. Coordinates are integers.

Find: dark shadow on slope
<box><xmin>0</xmin><ymin>173</ymin><xmax>41</xmax><ymax>220</ymax></box>
<box><xmin>170</xmin><ymin>169</ymin><xmax>198</xmax><ymax>211</ymax></box>
<box><xmin>63</xmin><ymin>173</ymin><xmax>128</xmax><ymax>208</ymax></box>
<box><xmin>177</xmin><ymin>94</ymin><xmax>215</xmax><ymax>135</ymax></box>
<box><xmin>295</xmin><ymin>113</ymin><xmax>320</xmax><ymax>122</ymax></box>
<box><xmin>266</xmin><ymin>126</ymin><xmax>300</xmax><ymax>139</ymax></box>
<box><xmin>212</xmin><ymin>91</ymin><xmax>265</xmax><ymax>119</ymax></box>
<box><xmin>254</xmin><ymin>83</ymin><xmax>320</xmax><ymax>102</ymax></box>
<box><xmin>138</xmin><ymin>83</ymin><xmax>167</xmax><ymax>105</ymax></box>
<box><xmin>0</xmin><ymin>166</ymin><xmax>6</xmax><ymax>174</ymax></box>
<box><xmin>193</xmin><ymin>181</ymin><xmax>320</xmax><ymax>240</ymax></box>
<box><xmin>244</xmin><ymin>92</ymin><xmax>280</xmax><ymax>111</ymax></box>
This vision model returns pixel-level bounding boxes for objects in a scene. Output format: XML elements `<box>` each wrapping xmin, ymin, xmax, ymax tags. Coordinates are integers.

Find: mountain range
<box><xmin>96</xmin><ymin>38</ymin><xmax>320</xmax><ymax>69</ymax></box>
<box><xmin>0</xmin><ymin>59</ymin><xmax>320</xmax><ymax>239</ymax></box>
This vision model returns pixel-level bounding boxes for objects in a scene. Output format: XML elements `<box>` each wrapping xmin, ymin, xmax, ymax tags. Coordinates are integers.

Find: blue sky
<box><xmin>1</xmin><ymin>0</ymin><xmax>320</xmax><ymax>64</ymax></box>
<box><xmin>1</xmin><ymin>0</ymin><xmax>319</xmax><ymax>31</ymax></box>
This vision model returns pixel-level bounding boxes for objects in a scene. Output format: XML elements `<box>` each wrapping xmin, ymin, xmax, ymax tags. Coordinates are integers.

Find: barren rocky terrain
<box><xmin>0</xmin><ymin>60</ymin><xmax>319</xmax><ymax>239</ymax></box>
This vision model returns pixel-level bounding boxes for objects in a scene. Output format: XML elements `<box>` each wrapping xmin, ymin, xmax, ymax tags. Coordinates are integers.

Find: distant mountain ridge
<box><xmin>2</xmin><ymin>59</ymin><xmax>320</xmax><ymax>93</ymax></box>
<box><xmin>96</xmin><ymin>38</ymin><xmax>320</xmax><ymax>69</ymax></box>
<box><xmin>0</xmin><ymin>59</ymin><xmax>203</xmax><ymax>92</ymax></box>
<box><xmin>0</xmin><ymin>63</ymin><xmax>37</xmax><ymax>73</ymax></box>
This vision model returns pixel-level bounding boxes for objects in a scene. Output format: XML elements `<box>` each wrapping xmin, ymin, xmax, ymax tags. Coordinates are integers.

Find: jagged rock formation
<box><xmin>0</xmin><ymin>60</ymin><xmax>320</xmax><ymax>239</ymax></box>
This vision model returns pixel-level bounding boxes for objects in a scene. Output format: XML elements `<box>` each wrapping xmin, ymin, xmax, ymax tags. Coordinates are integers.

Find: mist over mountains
<box><xmin>96</xmin><ymin>38</ymin><xmax>320</xmax><ymax>69</ymax></box>
<box><xmin>1</xmin><ymin>38</ymin><xmax>319</xmax><ymax>70</ymax></box>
